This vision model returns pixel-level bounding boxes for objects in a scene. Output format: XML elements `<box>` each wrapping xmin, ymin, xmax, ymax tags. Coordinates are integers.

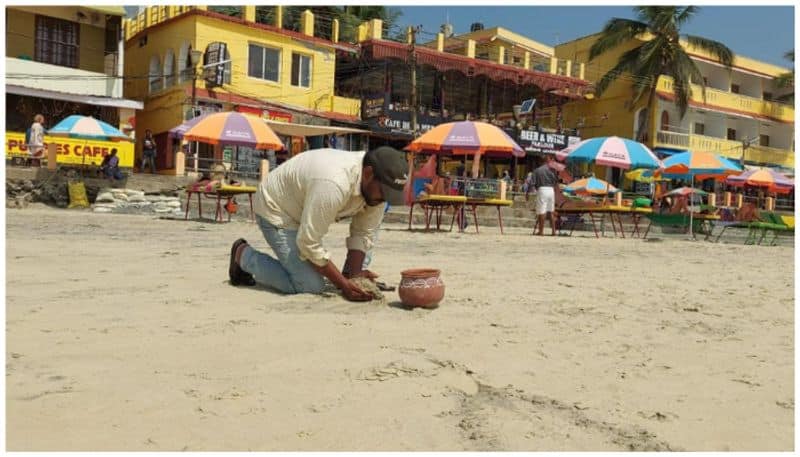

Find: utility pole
<box><xmin>409</xmin><ymin>25</ymin><xmax>419</xmax><ymax>134</ymax></box>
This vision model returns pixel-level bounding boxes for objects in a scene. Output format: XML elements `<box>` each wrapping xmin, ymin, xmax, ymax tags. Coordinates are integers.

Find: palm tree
<box><xmin>589</xmin><ymin>7</ymin><xmax>734</xmax><ymax>142</ymax></box>
<box><xmin>775</xmin><ymin>49</ymin><xmax>794</xmax><ymax>103</ymax></box>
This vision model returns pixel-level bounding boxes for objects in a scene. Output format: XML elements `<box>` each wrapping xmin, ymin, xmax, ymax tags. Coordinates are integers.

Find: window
<box><xmin>477</xmin><ymin>52</ymin><xmax>489</xmax><ymax>60</ymax></box>
<box><xmin>35</xmin><ymin>15</ymin><xmax>80</xmax><ymax>68</ymax></box>
<box><xmin>291</xmin><ymin>53</ymin><xmax>311</xmax><ymax>88</ymax></box>
<box><xmin>727</xmin><ymin>128</ymin><xmax>737</xmax><ymax>140</ymax></box>
<box><xmin>763</xmin><ymin>92</ymin><xmax>773</xmax><ymax>101</ymax></box>
<box><xmin>694</xmin><ymin>122</ymin><xmax>705</xmax><ymax>135</ymax></box>
<box><xmin>731</xmin><ymin>84</ymin><xmax>740</xmax><ymax>94</ymax></box>
<box><xmin>164</xmin><ymin>49</ymin><xmax>176</xmax><ymax>87</ymax></box>
<box><xmin>759</xmin><ymin>134</ymin><xmax>770</xmax><ymax>147</ymax></box>
<box><xmin>248</xmin><ymin>44</ymin><xmax>280</xmax><ymax>82</ymax></box>
<box><xmin>149</xmin><ymin>55</ymin><xmax>163</xmax><ymax>93</ymax></box>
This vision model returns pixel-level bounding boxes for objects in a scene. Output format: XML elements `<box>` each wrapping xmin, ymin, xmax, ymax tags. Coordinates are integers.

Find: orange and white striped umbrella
<box><xmin>182</xmin><ymin>111</ymin><xmax>284</xmax><ymax>150</ymax></box>
<box><xmin>405</xmin><ymin>121</ymin><xmax>525</xmax><ymax>157</ymax></box>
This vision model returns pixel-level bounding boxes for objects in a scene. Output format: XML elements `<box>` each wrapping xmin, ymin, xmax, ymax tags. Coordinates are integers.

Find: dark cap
<box><xmin>364</xmin><ymin>146</ymin><xmax>408</xmax><ymax>206</ymax></box>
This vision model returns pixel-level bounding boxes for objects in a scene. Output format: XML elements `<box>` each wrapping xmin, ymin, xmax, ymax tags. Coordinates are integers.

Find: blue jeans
<box><xmin>240</xmin><ymin>216</ymin><xmax>327</xmax><ymax>294</ymax></box>
<box><xmin>105</xmin><ymin>167</ymin><xmax>123</xmax><ymax>180</ymax></box>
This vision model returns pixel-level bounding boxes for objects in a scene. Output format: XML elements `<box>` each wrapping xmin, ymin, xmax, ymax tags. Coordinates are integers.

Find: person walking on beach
<box><xmin>141</xmin><ymin>129</ymin><xmax>157</xmax><ymax>174</ymax></box>
<box><xmin>228</xmin><ymin>146</ymin><xmax>408</xmax><ymax>301</ymax></box>
<box><xmin>533</xmin><ymin>154</ymin><xmax>558</xmax><ymax>236</ymax></box>
<box><xmin>27</xmin><ymin>114</ymin><xmax>46</xmax><ymax>167</ymax></box>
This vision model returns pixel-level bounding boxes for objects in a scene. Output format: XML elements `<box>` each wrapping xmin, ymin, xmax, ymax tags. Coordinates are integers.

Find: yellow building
<box><xmin>5</xmin><ymin>6</ymin><xmax>142</xmax><ymax>167</ymax></box>
<box><xmin>123</xmin><ymin>6</ymin><xmax>363</xmax><ymax>173</ymax></box>
<box><xmin>434</xmin><ymin>25</ymin><xmax>584</xmax><ymax>79</ymax></box>
<box><xmin>540</xmin><ymin>32</ymin><xmax>794</xmax><ymax>182</ymax></box>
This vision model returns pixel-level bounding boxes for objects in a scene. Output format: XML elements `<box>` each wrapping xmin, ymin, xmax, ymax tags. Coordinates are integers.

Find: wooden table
<box><xmin>185</xmin><ymin>181</ymin><xmax>257</xmax><ymax>223</ymax></box>
<box><xmin>555</xmin><ymin>206</ymin><xmax>653</xmax><ymax>238</ymax></box>
<box><xmin>408</xmin><ymin>195</ymin><xmax>467</xmax><ymax>232</ymax></box>
<box><xmin>464</xmin><ymin>198</ymin><xmax>514</xmax><ymax>234</ymax></box>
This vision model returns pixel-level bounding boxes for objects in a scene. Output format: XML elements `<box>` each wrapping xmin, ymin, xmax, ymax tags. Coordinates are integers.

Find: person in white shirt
<box><xmin>28</xmin><ymin>114</ymin><xmax>46</xmax><ymax>167</ymax></box>
<box><xmin>229</xmin><ymin>146</ymin><xmax>408</xmax><ymax>301</ymax></box>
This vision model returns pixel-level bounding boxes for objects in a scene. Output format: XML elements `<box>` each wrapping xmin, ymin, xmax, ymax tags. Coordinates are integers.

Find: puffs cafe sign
<box><xmin>6</xmin><ymin>132</ymin><xmax>134</xmax><ymax>168</ymax></box>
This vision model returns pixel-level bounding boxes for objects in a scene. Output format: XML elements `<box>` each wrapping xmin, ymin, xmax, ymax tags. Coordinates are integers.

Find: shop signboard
<box><xmin>5</xmin><ymin>132</ymin><xmax>135</xmax><ymax>168</ymax></box>
<box><xmin>514</xmin><ymin>128</ymin><xmax>581</xmax><ymax>155</ymax></box>
<box><xmin>363</xmin><ymin>97</ymin><xmax>447</xmax><ymax>137</ymax></box>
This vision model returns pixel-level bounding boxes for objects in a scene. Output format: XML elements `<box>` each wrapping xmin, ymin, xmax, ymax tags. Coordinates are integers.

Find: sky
<box><xmin>397</xmin><ymin>6</ymin><xmax>795</xmax><ymax>68</ymax></box>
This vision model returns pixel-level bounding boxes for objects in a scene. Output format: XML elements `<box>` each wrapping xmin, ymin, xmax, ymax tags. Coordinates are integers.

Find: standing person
<box><xmin>533</xmin><ymin>154</ymin><xmax>559</xmax><ymax>236</ymax></box>
<box><xmin>523</xmin><ymin>172</ymin><xmax>534</xmax><ymax>201</ymax></box>
<box><xmin>227</xmin><ymin>146</ymin><xmax>408</xmax><ymax>301</ymax></box>
<box><xmin>27</xmin><ymin>114</ymin><xmax>46</xmax><ymax>167</ymax></box>
<box><xmin>141</xmin><ymin>129</ymin><xmax>157</xmax><ymax>174</ymax></box>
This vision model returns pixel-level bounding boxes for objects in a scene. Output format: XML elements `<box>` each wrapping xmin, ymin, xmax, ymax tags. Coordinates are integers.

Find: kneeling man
<box><xmin>229</xmin><ymin>146</ymin><xmax>407</xmax><ymax>301</ymax></box>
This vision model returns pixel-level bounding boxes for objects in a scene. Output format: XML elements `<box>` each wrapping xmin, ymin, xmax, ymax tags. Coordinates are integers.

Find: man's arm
<box><xmin>341</xmin><ymin>202</ymin><xmax>384</xmax><ymax>278</ymax></box>
<box><xmin>296</xmin><ymin>180</ymin><xmax>374</xmax><ymax>301</ymax></box>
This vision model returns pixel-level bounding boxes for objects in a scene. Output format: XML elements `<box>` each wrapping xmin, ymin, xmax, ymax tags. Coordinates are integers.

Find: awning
<box><xmin>264</xmin><ymin>120</ymin><xmax>370</xmax><ymax>137</ymax></box>
<box><xmin>7</xmin><ymin>85</ymin><xmax>143</xmax><ymax>110</ymax></box>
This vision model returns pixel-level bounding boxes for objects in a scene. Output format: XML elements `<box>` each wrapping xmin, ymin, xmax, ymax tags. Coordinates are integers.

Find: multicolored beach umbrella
<box><xmin>556</xmin><ymin>136</ymin><xmax>662</xmax><ymax>170</ymax></box>
<box><xmin>664</xmin><ymin>186</ymin><xmax>708</xmax><ymax>197</ymax></box>
<box><xmin>657</xmin><ymin>150</ymin><xmax>742</xmax><ymax>180</ymax></box>
<box><xmin>564</xmin><ymin>177</ymin><xmax>619</xmax><ymax>195</ymax></box>
<box><xmin>48</xmin><ymin>115</ymin><xmax>131</xmax><ymax>141</ymax></box>
<box><xmin>726</xmin><ymin>168</ymin><xmax>794</xmax><ymax>193</ymax></box>
<box><xmin>405</xmin><ymin>121</ymin><xmax>525</xmax><ymax>157</ymax></box>
<box><xmin>655</xmin><ymin>150</ymin><xmax>742</xmax><ymax>237</ymax></box>
<box><xmin>168</xmin><ymin>113</ymin><xmax>210</xmax><ymax>139</ymax></box>
<box><xmin>182</xmin><ymin>111</ymin><xmax>284</xmax><ymax>150</ymax></box>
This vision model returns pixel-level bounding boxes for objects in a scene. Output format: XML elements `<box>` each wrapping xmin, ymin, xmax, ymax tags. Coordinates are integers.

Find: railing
<box><xmin>125</xmin><ymin>6</ymin><xmax>197</xmax><ymax>39</ymax></box>
<box><xmin>744</xmin><ymin>145</ymin><xmax>794</xmax><ymax>167</ymax></box>
<box><xmin>655</xmin><ymin>130</ymin><xmax>794</xmax><ymax>167</ymax></box>
<box><xmin>657</xmin><ymin>76</ymin><xmax>794</xmax><ymax>123</ymax></box>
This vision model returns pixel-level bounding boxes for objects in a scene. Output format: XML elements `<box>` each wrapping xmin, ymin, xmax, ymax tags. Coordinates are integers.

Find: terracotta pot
<box><xmin>398</xmin><ymin>268</ymin><xmax>445</xmax><ymax>309</ymax></box>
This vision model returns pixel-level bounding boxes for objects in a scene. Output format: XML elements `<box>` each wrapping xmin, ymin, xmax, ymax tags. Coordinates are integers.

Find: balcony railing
<box><xmin>655</xmin><ymin>130</ymin><xmax>794</xmax><ymax>167</ymax></box>
<box><xmin>657</xmin><ymin>76</ymin><xmax>794</xmax><ymax>123</ymax></box>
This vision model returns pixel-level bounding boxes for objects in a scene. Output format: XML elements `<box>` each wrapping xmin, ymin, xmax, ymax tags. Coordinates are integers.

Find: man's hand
<box><xmin>341</xmin><ymin>279</ymin><xmax>375</xmax><ymax>301</ymax></box>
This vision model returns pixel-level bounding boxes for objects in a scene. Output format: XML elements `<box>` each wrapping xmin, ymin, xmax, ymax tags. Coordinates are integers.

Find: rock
<box><xmin>22</xmin><ymin>180</ymin><xmax>34</xmax><ymax>191</ymax></box>
<box><xmin>153</xmin><ymin>206</ymin><xmax>172</xmax><ymax>213</ymax></box>
<box><xmin>166</xmin><ymin>200</ymin><xmax>182</xmax><ymax>208</ymax></box>
<box><xmin>125</xmin><ymin>189</ymin><xmax>145</xmax><ymax>197</ymax></box>
<box><xmin>93</xmin><ymin>206</ymin><xmax>113</xmax><ymax>213</ymax></box>
<box><xmin>92</xmin><ymin>203</ymin><xmax>116</xmax><ymax>208</ymax></box>
<box><xmin>114</xmin><ymin>193</ymin><xmax>129</xmax><ymax>202</ymax></box>
<box><xmin>128</xmin><ymin>194</ymin><xmax>146</xmax><ymax>203</ymax></box>
<box><xmin>95</xmin><ymin>192</ymin><xmax>115</xmax><ymax>203</ymax></box>
<box><xmin>146</xmin><ymin>195</ymin><xmax>165</xmax><ymax>202</ymax></box>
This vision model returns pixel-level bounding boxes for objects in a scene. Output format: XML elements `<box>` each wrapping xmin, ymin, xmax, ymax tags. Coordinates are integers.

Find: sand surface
<box><xmin>6</xmin><ymin>205</ymin><xmax>794</xmax><ymax>451</ymax></box>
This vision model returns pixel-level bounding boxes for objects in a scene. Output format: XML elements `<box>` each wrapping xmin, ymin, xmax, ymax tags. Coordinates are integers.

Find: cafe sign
<box><xmin>364</xmin><ymin>97</ymin><xmax>446</xmax><ymax>137</ymax></box>
<box><xmin>5</xmin><ymin>132</ymin><xmax>135</xmax><ymax>168</ymax></box>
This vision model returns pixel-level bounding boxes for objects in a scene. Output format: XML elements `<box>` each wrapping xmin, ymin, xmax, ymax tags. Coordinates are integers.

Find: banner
<box><xmin>363</xmin><ymin>96</ymin><xmax>447</xmax><ymax>137</ymax></box>
<box><xmin>514</xmin><ymin>128</ymin><xmax>581</xmax><ymax>154</ymax></box>
<box><xmin>5</xmin><ymin>132</ymin><xmax>135</xmax><ymax>168</ymax></box>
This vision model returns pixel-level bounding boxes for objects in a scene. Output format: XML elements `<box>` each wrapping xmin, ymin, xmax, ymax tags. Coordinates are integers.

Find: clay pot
<box><xmin>398</xmin><ymin>268</ymin><xmax>445</xmax><ymax>309</ymax></box>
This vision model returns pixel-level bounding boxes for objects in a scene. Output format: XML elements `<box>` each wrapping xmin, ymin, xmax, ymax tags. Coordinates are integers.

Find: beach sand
<box><xmin>6</xmin><ymin>205</ymin><xmax>794</xmax><ymax>451</ymax></box>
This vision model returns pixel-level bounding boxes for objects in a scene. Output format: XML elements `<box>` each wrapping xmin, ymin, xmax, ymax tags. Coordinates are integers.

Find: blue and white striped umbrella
<box><xmin>48</xmin><ymin>115</ymin><xmax>131</xmax><ymax>141</ymax></box>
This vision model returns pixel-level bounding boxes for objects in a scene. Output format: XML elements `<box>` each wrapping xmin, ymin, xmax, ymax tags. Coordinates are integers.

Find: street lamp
<box><xmin>189</xmin><ymin>49</ymin><xmax>203</xmax><ymax>119</ymax></box>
